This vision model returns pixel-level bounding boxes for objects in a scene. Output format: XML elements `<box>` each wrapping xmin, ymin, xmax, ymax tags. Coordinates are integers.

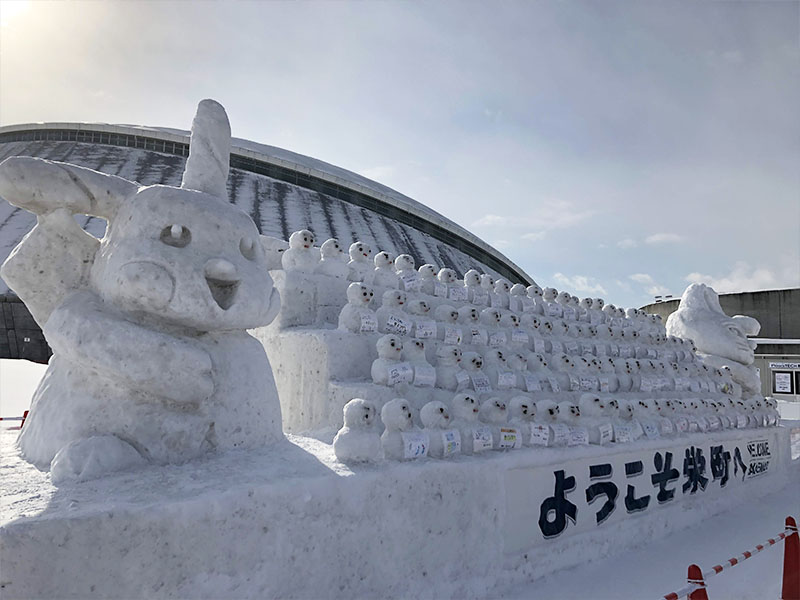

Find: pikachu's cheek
<box><xmin>111</xmin><ymin>260</ymin><xmax>175</xmax><ymax>312</ymax></box>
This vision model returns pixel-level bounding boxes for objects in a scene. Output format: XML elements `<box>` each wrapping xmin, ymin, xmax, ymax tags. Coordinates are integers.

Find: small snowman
<box><xmin>508</xmin><ymin>395</ymin><xmax>536</xmax><ymax>446</ymax></box>
<box><xmin>315</xmin><ymin>238</ymin><xmax>350</xmax><ymax>278</ymax></box>
<box><xmin>333</xmin><ymin>398</ymin><xmax>382</xmax><ymax>463</ymax></box>
<box><xmin>481</xmin><ymin>307</ymin><xmax>506</xmax><ymax>348</ymax></box>
<box><xmin>483</xmin><ymin>349</ymin><xmax>518</xmax><ymax>392</ymax></box>
<box><xmin>480</xmin><ymin>397</ymin><xmax>520</xmax><ymax>450</ymax></box>
<box><xmin>376</xmin><ymin>289</ymin><xmax>412</xmax><ymax>336</ymax></box>
<box><xmin>465</xmin><ymin>269</ymin><xmax>487</xmax><ymax>306</ymax></box>
<box><xmin>509</xmin><ymin>283</ymin><xmax>533</xmax><ymax>313</ymax></box>
<box><xmin>434</xmin><ymin>345</ymin><xmax>468</xmax><ymax>391</ymax></box>
<box><xmin>536</xmin><ymin>399</ymin><xmax>569</xmax><ymax>446</ymax></box>
<box><xmin>281</xmin><ymin>229</ymin><xmax>319</xmax><ymax>272</ymax></box>
<box><xmin>371</xmin><ymin>334</ymin><xmax>412</xmax><ymax>386</ymax></box>
<box><xmin>577</xmin><ymin>393</ymin><xmax>614</xmax><ymax>445</ymax></box>
<box><xmin>417</xmin><ymin>264</ymin><xmax>440</xmax><ymax>296</ymax></box>
<box><xmin>462</xmin><ymin>352</ymin><xmax>493</xmax><ymax>396</ymax></box>
<box><xmin>347</xmin><ymin>241</ymin><xmax>374</xmax><ymax>283</ymax></box>
<box><xmin>491</xmin><ymin>279</ymin><xmax>511</xmax><ymax>310</ymax></box>
<box><xmin>395</xmin><ymin>254</ymin><xmax>419</xmax><ymax>292</ymax></box>
<box><xmin>458</xmin><ymin>305</ymin><xmax>487</xmax><ymax>346</ymax></box>
<box><xmin>526</xmin><ymin>284</ymin><xmax>545</xmax><ymax>314</ymax></box>
<box><xmin>372</xmin><ymin>251</ymin><xmax>398</xmax><ymax>288</ymax></box>
<box><xmin>338</xmin><ymin>282</ymin><xmax>377</xmax><ymax>334</ymax></box>
<box><xmin>380</xmin><ymin>398</ymin><xmax>428</xmax><ymax>460</ymax></box>
<box><xmin>440</xmin><ymin>268</ymin><xmax>466</xmax><ymax>302</ymax></box>
<box><xmin>406</xmin><ymin>298</ymin><xmax>437</xmax><ymax>339</ymax></box>
<box><xmin>420</xmin><ymin>401</ymin><xmax>461</xmax><ymax>458</ymax></box>
<box><xmin>434</xmin><ymin>304</ymin><xmax>462</xmax><ymax>346</ymax></box>
<box><xmin>451</xmin><ymin>392</ymin><xmax>492</xmax><ymax>455</ymax></box>
<box><xmin>403</xmin><ymin>338</ymin><xmax>436</xmax><ymax>388</ymax></box>
<box><xmin>616</xmin><ymin>398</ymin><xmax>644</xmax><ymax>441</ymax></box>
<box><xmin>557</xmin><ymin>400</ymin><xmax>589</xmax><ymax>446</ymax></box>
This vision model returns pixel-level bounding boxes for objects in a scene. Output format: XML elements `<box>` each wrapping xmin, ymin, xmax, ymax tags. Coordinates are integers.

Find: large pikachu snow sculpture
<box><xmin>0</xmin><ymin>100</ymin><xmax>283</xmax><ymax>481</ymax></box>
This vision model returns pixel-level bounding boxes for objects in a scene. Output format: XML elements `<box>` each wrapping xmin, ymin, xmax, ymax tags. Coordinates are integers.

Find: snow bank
<box><xmin>0</xmin><ymin>426</ymin><xmax>791</xmax><ymax>599</ymax></box>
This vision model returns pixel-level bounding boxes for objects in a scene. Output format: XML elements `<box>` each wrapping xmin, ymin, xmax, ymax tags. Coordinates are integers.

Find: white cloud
<box><xmin>554</xmin><ymin>273</ymin><xmax>607</xmax><ymax>295</ymax></box>
<box><xmin>645</xmin><ymin>233</ymin><xmax>683</xmax><ymax>245</ymax></box>
<box><xmin>471</xmin><ymin>199</ymin><xmax>597</xmax><ymax>243</ymax></box>
<box><xmin>685</xmin><ymin>261</ymin><xmax>800</xmax><ymax>294</ymax></box>
<box><xmin>629</xmin><ymin>273</ymin><xmax>671</xmax><ymax>296</ymax></box>
<box><xmin>617</xmin><ymin>238</ymin><xmax>638</xmax><ymax>249</ymax></box>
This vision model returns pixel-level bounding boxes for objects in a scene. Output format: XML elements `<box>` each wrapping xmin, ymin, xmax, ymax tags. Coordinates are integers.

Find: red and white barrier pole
<box><xmin>662</xmin><ymin>516</ymin><xmax>798</xmax><ymax>600</ymax></box>
<box><xmin>0</xmin><ymin>410</ymin><xmax>29</xmax><ymax>429</ymax></box>
<box><xmin>784</xmin><ymin>516</ymin><xmax>799</xmax><ymax>600</ymax></box>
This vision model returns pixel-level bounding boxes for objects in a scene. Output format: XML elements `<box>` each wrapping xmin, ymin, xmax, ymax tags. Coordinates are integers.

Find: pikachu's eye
<box><xmin>160</xmin><ymin>224</ymin><xmax>191</xmax><ymax>248</ymax></box>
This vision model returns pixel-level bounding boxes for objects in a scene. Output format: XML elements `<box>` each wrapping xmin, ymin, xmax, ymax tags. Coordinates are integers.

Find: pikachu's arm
<box><xmin>45</xmin><ymin>290</ymin><xmax>215</xmax><ymax>404</ymax></box>
<box><xmin>0</xmin><ymin>156</ymin><xmax>137</xmax><ymax>219</ymax></box>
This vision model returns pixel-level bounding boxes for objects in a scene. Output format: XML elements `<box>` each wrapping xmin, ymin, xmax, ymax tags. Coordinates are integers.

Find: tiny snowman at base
<box><xmin>420</xmin><ymin>401</ymin><xmax>461</xmax><ymax>458</ymax></box>
<box><xmin>333</xmin><ymin>399</ymin><xmax>382</xmax><ymax>463</ymax></box>
<box><xmin>381</xmin><ymin>399</ymin><xmax>428</xmax><ymax>460</ymax></box>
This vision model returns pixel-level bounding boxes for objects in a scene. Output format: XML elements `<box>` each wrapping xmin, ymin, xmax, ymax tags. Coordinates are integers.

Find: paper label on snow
<box><xmin>551</xmin><ymin>423</ymin><xmax>570</xmax><ymax>446</ymax></box>
<box><xmin>522</xmin><ymin>301</ymin><xmax>536</xmax><ymax>313</ymax></box>
<box><xmin>359</xmin><ymin>312</ymin><xmax>377</xmax><ymax>333</ymax></box>
<box><xmin>687</xmin><ymin>419</ymin><xmax>699</xmax><ymax>433</ymax></box>
<box><xmin>609</xmin><ymin>343</ymin><xmax>619</xmax><ymax>357</ymax></box>
<box><xmin>647</xmin><ymin>348</ymin><xmax>657</xmax><ymax>359</ymax></box>
<box><xmin>530</xmin><ymin>424</ymin><xmax>550</xmax><ymax>446</ymax></box>
<box><xmin>599</xmin><ymin>376</ymin><xmax>610</xmax><ymax>393</ymax></box>
<box><xmin>690</xmin><ymin>380</ymin><xmax>701</xmax><ymax>393</ymax></box>
<box><xmin>632</xmin><ymin>419</ymin><xmax>644</xmax><ymax>439</ymax></box>
<box><xmin>736</xmin><ymin>414</ymin><xmax>747</xmax><ymax>428</ymax></box>
<box><xmin>547</xmin><ymin>377</ymin><xmax>561</xmax><ymax>393</ymax></box>
<box><xmin>546</xmin><ymin>304</ymin><xmax>562</xmax><ymax>318</ymax></box>
<box><xmin>550</xmin><ymin>340</ymin><xmax>564</xmax><ymax>354</ymax></box>
<box><xmin>471</xmin><ymin>288</ymin><xmax>488</xmax><ymax>305</ymax></box>
<box><xmin>385</xmin><ymin>314</ymin><xmax>411</xmax><ymax>336</ymax></box>
<box><xmin>533</xmin><ymin>337</ymin><xmax>546</xmax><ymax>354</ymax></box>
<box><xmin>591</xmin><ymin>312</ymin><xmax>603</xmax><ymax>325</ymax></box>
<box><xmin>387</xmin><ymin>362</ymin><xmax>415</xmax><ymax>386</ymax></box>
<box><xmin>707</xmin><ymin>415</ymin><xmax>721</xmax><ymax>430</ymax></box>
<box><xmin>448</xmin><ymin>286</ymin><xmax>468</xmax><ymax>302</ymax></box>
<box><xmin>568</xmin><ymin>375</ymin><xmax>581</xmax><ymax>392</ymax></box>
<box><xmin>620</xmin><ymin>345</ymin><xmax>633</xmax><ymax>358</ymax></box>
<box><xmin>699</xmin><ymin>380</ymin><xmax>709</xmax><ymax>393</ymax></box>
<box><xmin>598</xmin><ymin>423</ymin><xmax>614</xmax><ymax>445</ymax></box>
<box><xmin>497</xmin><ymin>371</ymin><xmax>517</xmax><ymax>390</ymax></box>
<box><xmin>511</xmin><ymin>329</ymin><xmax>529</xmax><ymax>345</ymax></box>
<box><xmin>659</xmin><ymin>418</ymin><xmax>674</xmax><ymax>435</ymax></box>
<box><xmin>696</xmin><ymin>417</ymin><xmax>709</xmax><ymax>432</ymax></box>
<box><xmin>441</xmin><ymin>429</ymin><xmax>461</xmax><ymax>456</ymax></box>
<box><xmin>508</xmin><ymin>297</ymin><xmax>521</xmax><ymax>313</ymax></box>
<box><xmin>582</xmin><ymin>343</ymin><xmax>596</xmax><ymax>356</ymax></box>
<box><xmin>489</xmin><ymin>331</ymin><xmax>508</xmax><ymax>348</ymax></box>
<box><xmin>401</xmin><ymin>431</ymin><xmax>429</xmax><ymax>459</ymax></box>
<box><xmin>454</xmin><ymin>369</ymin><xmax>470</xmax><ymax>389</ymax></box>
<box><xmin>473</xmin><ymin>426</ymin><xmax>493</xmax><ymax>452</ymax></box>
<box><xmin>523</xmin><ymin>373</ymin><xmax>542</xmax><ymax>392</ymax></box>
<box><xmin>580</xmin><ymin>376</ymin><xmax>596</xmax><ymax>392</ymax></box>
<box><xmin>400</xmin><ymin>272</ymin><xmax>419</xmax><ymax>292</ymax></box>
<box><xmin>470</xmin><ymin>373</ymin><xmax>492</xmax><ymax>394</ymax></box>
<box><xmin>498</xmin><ymin>427</ymin><xmax>520</xmax><ymax>449</ymax></box>
<box><xmin>490</xmin><ymin>294</ymin><xmax>503</xmax><ymax>309</ymax></box>
<box><xmin>596</xmin><ymin>344</ymin><xmax>607</xmax><ymax>357</ymax></box>
<box><xmin>470</xmin><ymin>328</ymin><xmax>488</xmax><ymax>346</ymax></box>
<box><xmin>434</xmin><ymin>281</ymin><xmax>448</xmax><ymax>298</ymax></box>
<box><xmin>640</xmin><ymin>377</ymin><xmax>653</xmax><ymax>393</ymax></box>
<box><xmin>565</xmin><ymin>341</ymin><xmax>580</xmax><ymax>355</ymax></box>
<box><xmin>414</xmin><ymin>319</ymin><xmax>436</xmax><ymax>339</ymax></box>
<box><xmin>413</xmin><ymin>364</ymin><xmax>436</xmax><ymax>387</ymax></box>
<box><xmin>443</xmin><ymin>326</ymin><xmax>463</xmax><ymax>345</ymax></box>
<box><xmin>642</xmin><ymin>421</ymin><xmax>660</xmax><ymax>439</ymax></box>
<box><xmin>614</xmin><ymin>423</ymin><xmax>633</xmax><ymax>443</ymax></box>
<box><xmin>562</xmin><ymin>306</ymin><xmax>576</xmax><ymax>321</ymax></box>
<box><xmin>568</xmin><ymin>427</ymin><xmax>589</xmax><ymax>446</ymax></box>
<box><xmin>675</xmin><ymin>417</ymin><xmax>689</xmax><ymax>433</ymax></box>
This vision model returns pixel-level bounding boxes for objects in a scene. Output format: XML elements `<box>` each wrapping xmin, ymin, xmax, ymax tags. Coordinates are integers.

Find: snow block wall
<box><xmin>0</xmin><ymin>426</ymin><xmax>790</xmax><ymax>599</ymax></box>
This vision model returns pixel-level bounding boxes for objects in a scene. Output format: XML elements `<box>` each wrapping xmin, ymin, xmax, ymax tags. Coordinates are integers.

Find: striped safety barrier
<box><xmin>661</xmin><ymin>516</ymin><xmax>799</xmax><ymax>600</ymax></box>
<box><xmin>0</xmin><ymin>410</ymin><xmax>28</xmax><ymax>428</ymax></box>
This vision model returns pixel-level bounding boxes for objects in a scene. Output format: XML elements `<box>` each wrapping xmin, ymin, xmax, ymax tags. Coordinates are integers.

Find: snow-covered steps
<box><xmin>0</xmin><ymin>427</ymin><xmax>791</xmax><ymax>599</ymax></box>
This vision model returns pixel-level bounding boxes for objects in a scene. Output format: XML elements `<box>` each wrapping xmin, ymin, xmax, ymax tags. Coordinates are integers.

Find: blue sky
<box><xmin>1</xmin><ymin>0</ymin><xmax>798</xmax><ymax>309</ymax></box>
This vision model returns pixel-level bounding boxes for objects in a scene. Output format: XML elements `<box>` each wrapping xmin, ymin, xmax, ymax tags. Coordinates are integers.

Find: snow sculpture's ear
<box><xmin>679</xmin><ymin>283</ymin><xmax>724</xmax><ymax>315</ymax></box>
<box><xmin>0</xmin><ymin>156</ymin><xmax>136</xmax><ymax>219</ymax></box>
<box><xmin>181</xmin><ymin>99</ymin><xmax>231</xmax><ymax>199</ymax></box>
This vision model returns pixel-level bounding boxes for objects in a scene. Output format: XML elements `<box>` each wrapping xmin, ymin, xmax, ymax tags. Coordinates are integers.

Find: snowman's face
<box><xmin>570</xmin><ymin>404</ymin><xmax>581</xmax><ymax>418</ymax></box>
<box><xmin>320</xmin><ymin>238</ymin><xmax>342</xmax><ymax>257</ymax></box>
<box><xmin>464</xmin><ymin>270</ymin><xmax>481</xmax><ymax>286</ymax></box>
<box><xmin>349</xmin><ymin>242</ymin><xmax>372</xmax><ymax>261</ymax></box>
<box><xmin>412</xmin><ymin>339</ymin><xmax>425</xmax><ymax>353</ymax></box>
<box><xmin>419</xmin><ymin>264</ymin><xmax>437</xmax><ymax>279</ymax></box>
<box><xmin>379</xmin><ymin>335</ymin><xmax>403</xmax><ymax>357</ymax></box>
<box><xmin>548</xmin><ymin>405</ymin><xmax>559</xmax><ymax>418</ymax></box>
<box><xmin>472</xmin><ymin>356</ymin><xmax>484</xmax><ymax>369</ymax></box>
<box><xmin>289</xmin><ymin>229</ymin><xmax>315</xmax><ymax>249</ymax></box>
<box><xmin>395</xmin><ymin>254</ymin><xmax>415</xmax><ymax>272</ymax></box>
<box><xmin>383</xmin><ymin>290</ymin><xmax>406</xmax><ymax>307</ymax></box>
<box><xmin>509</xmin><ymin>315</ymin><xmax>520</xmax><ymax>327</ymax></box>
<box><xmin>347</xmin><ymin>282</ymin><xmax>374</xmax><ymax>305</ymax></box>
<box><xmin>375</xmin><ymin>251</ymin><xmax>392</xmax><ymax>268</ymax></box>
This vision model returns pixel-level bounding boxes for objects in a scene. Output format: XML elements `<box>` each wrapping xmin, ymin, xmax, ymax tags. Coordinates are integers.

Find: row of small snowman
<box><xmin>333</xmin><ymin>394</ymin><xmax>780</xmax><ymax>464</ymax></box>
<box><xmin>282</xmin><ymin>229</ymin><xmax>665</xmax><ymax>334</ymax></box>
<box><xmin>339</xmin><ymin>281</ymin><xmax>694</xmax><ymax>364</ymax></box>
<box><xmin>368</xmin><ymin>332</ymin><xmax>738</xmax><ymax>399</ymax></box>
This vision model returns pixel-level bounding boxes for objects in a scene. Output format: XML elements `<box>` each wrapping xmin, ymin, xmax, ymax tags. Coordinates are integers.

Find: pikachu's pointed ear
<box><xmin>181</xmin><ymin>99</ymin><xmax>231</xmax><ymax>199</ymax></box>
<box><xmin>0</xmin><ymin>156</ymin><xmax>137</xmax><ymax>219</ymax></box>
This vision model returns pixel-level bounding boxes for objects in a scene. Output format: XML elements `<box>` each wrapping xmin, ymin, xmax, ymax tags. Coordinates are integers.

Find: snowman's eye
<box><xmin>160</xmin><ymin>224</ymin><xmax>191</xmax><ymax>248</ymax></box>
<box><xmin>439</xmin><ymin>407</ymin><xmax>444</xmax><ymax>413</ymax></box>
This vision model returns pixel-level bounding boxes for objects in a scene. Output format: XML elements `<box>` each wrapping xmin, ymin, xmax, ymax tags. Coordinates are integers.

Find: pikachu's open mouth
<box><xmin>206</xmin><ymin>277</ymin><xmax>239</xmax><ymax>310</ymax></box>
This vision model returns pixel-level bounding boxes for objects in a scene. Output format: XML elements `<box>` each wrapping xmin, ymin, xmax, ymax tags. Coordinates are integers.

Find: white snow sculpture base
<box><xmin>0</xmin><ymin>427</ymin><xmax>790</xmax><ymax>599</ymax></box>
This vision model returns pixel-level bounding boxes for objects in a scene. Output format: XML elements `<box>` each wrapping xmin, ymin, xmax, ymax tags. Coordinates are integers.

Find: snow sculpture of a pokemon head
<box><xmin>0</xmin><ymin>100</ymin><xmax>283</xmax><ymax>481</ymax></box>
<box><xmin>665</xmin><ymin>283</ymin><xmax>760</xmax><ymax>396</ymax></box>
